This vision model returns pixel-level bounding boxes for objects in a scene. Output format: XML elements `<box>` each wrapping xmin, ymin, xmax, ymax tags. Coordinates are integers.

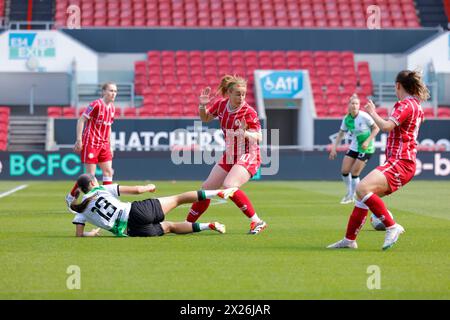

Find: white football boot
<box><xmin>382</xmin><ymin>224</ymin><xmax>405</xmax><ymax>251</ymax></box>
<box><xmin>327</xmin><ymin>238</ymin><xmax>358</xmax><ymax>249</ymax></box>
<box><xmin>210</xmin><ymin>222</ymin><xmax>226</xmax><ymax>234</ymax></box>
<box><xmin>340</xmin><ymin>194</ymin><xmax>354</xmax><ymax>204</ymax></box>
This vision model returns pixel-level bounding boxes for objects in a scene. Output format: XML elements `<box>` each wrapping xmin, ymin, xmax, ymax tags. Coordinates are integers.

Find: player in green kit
<box><xmin>329</xmin><ymin>94</ymin><xmax>380</xmax><ymax>204</ymax></box>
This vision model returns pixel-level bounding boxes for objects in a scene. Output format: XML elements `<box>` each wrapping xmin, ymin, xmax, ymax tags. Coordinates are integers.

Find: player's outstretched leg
<box><xmin>159</xmin><ymin>189</ymin><xmax>235</xmax><ymax>216</ymax></box>
<box><xmin>186</xmin><ymin>164</ymin><xmax>228</xmax><ymax>222</ymax></box>
<box><xmin>161</xmin><ymin>221</ymin><xmax>226</xmax><ymax>234</ymax></box>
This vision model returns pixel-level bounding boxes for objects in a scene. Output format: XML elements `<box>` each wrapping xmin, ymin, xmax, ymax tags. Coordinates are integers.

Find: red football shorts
<box><xmin>376</xmin><ymin>159</ymin><xmax>416</xmax><ymax>195</ymax></box>
<box><xmin>81</xmin><ymin>143</ymin><xmax>113</xmax><ymax>164</ymax></box>
<box><xmin>218</xmin><ymin>152</ymin><xmax>260</xmax><ymax>177</ymax></box>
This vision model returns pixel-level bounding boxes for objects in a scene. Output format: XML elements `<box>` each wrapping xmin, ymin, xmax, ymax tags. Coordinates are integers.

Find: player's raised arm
<box><xmin>198</xmin><ymin>87</ymin><xmax>215</xmax><ymax>122</ymax></box>
<box><xmin>118</xmin><ymin>184</ymin><xmax>156</xmax><ymax>195</ymax></box>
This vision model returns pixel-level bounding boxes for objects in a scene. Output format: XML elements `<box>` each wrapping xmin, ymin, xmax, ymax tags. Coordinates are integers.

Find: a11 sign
<box><xmin>259</xmin><ymin>71</ymin><xmax>304</xmax><ymax>99</ymax></box>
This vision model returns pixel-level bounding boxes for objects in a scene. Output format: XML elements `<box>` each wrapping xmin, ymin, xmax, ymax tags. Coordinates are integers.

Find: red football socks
<box><xmin>363</xmin><ymin>193</ymin><xmax>395</xmax><ymax>228</ymax></box>
<box><xmin>186</xmin><ymin>199</ymin><xmax>211</xmax><ymax>223</ymax></box>
<box><xmin>345</xmin><ymin>202</ymin><xmax>369</xmax><ymax>240</ymax></box>
<box><xmin>229</xmin><ymin>189</ymin><xmax>255</xmax><ymax>218</ymax></box>
<box><xmin>102</xmin><ymin>176</ymin><xmax>113</xmax><ymax>185</ymax></box>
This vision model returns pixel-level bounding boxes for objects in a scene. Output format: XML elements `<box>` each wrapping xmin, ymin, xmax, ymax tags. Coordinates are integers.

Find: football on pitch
<box><xmin>370</xmin><ymin>210</ymin><xmax>394</xmax><ymax>231</ymax></box>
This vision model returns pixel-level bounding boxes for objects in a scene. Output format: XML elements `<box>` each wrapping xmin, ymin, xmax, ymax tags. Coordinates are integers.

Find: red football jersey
<box><xmin>386</xmin><ymin>96</ymin><xmax>424</xmax><ymax>161</ymax></box>
<box><xmin>207</xmin><ymin>98</ymin><xmax>261</xmax><ymax>162</ymax></box>
<box><xmin>82</xmin><ymin>98</ymin><xmax>115</xmax><ymax>149</ymax></box>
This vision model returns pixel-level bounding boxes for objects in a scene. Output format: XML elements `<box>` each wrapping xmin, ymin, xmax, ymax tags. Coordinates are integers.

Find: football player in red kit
<box><xmin>70</xmin><ymin>82</ymin><xmax>117</xmax><ymax>197</ymax></box>
<box><xmin>186</xmin><ymin>75</ymin><xmax>267</xmax><ymax>234</ymax></box>
<box><xmin>328</xmin><ymin>70</ymin><xmax>429</xmax><ymax>250</ymax></box>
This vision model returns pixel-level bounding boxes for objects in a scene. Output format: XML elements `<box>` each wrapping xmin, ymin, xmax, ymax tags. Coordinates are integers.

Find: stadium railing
<box><xmin>374</xmin><ymin>81</ymin><xmax>438</xmax><ymax>113</ymax></box>
<box><xmin>7</xmin><ymin>20</ymin><xmax>54</xmax><ymax>30</ymax></box>
<box><xmin>75</xmin><ymin>82</ymin><xmax>135</xmax><ymax>115</ymax></box>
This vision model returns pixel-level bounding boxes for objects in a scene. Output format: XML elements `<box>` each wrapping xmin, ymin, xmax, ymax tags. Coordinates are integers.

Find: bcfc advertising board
<box><xmin>0</xmin><ymin>151</ymin><xmax>449</xmax><ymax>181</ymax></box>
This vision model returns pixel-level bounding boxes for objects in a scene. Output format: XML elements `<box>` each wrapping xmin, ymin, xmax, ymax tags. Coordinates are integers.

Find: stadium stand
<box><xmin>45</xmin><ymin>47</ymin><xmax>446</xmax><ymax>120</ymax></box>
<box><xmin>0</xmin><ymin>0</ymin><xmax>4</xmax><ymax>18</ymax></box>
<box><xmin>54</xmin><ymin>0</ymin><xmax>421</xmax><ymax>29</ymax></box>
<box><xmin>47</xmin><ymin>106</ymin><xmax>64</xmax><ymax>118</ymax></box>
<box><xmin>415</xmin><ymin>0</ymin><xmax>449</xmax><ymax>28</ymax></box>
<box><xmin>134</xmin><ymin>50</ymin><xmax>375</xmax><ymax>118</ymax></box>
<box><xmin>438</xmin><ymin>106</ymin><xmax>450</xmax><ymax>118</ymax></box>
<box><xmin>445</xmin><ymin>0</ymin><xmax>450</xmax><ymax>26</ymax></box>
<box><xmin>62</xmin><ymin>106</ymin><xmax>77</xmax><ymax>117</ymax></box>
<box><xmin>0</xmin><ymin>107</ymin><xmax>10</xmax><ymax>151</ymax></box>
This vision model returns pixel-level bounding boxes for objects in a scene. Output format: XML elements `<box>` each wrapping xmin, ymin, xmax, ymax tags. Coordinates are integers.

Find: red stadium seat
<box><xmin>0</xmin><ymin>114</ymin><xmax>8</xmax><ymax>126</ymax></box>
<box><xmin>47</xmin><ymin>106</ymin><xmax>63</xmax><ymax>117</ymax></box>
<box><xmin>423</xmin><ymin>108</ymin><xmax>435</xmax><ymax>118</ymax></box>
<box><xmin>328</xmin><ymin>108</ymin><xmax>347</xmax><ymax>118</ymax></box>
<box><xmin>437</xmin><ymin>107</ymin><xmax>450</xmax><ymax>118</ymax></box>
<box><xmin>376</xmin><ymin>108</ymin><xmax>389</xmax><ymax>118</ymax></box>
<box><xmin>53</xmin><ymin>0</ymin><xmax>423</xmax><ymax>29</ymax></box>
<box><xmin>62</xmin><ymin>107</ymin><xmax>77</xmax><ymax>117</ymax></box>
<box><xmin>0</xmin><ymin>105</ymin><xmax>8</xmax><ymax>112</ymax></box>
<box><xmin>132</xmin><ymin>50</ymin><xmax>373</xmax><ymax>121</ymax></box>
<box><xmin>123</xmin><ymin>107</ymin><xmax>137</xmax><ymax>118</ymax></box>
<box><xmin>78</xmin><ymin>107</ymin><xmax>87</xmax><ymax>116</ymax></box>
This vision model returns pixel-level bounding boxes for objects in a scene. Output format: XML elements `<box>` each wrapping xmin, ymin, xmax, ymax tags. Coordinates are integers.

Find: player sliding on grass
<box><xmin>329</xmin><ymin>94</ymin><xmax>379</xmax><ymax>204</ymax></box>
<box><xmin>328</xmin><ymin>70</ymin><xmax>428</xmax><ymax>250</ymax></box>
<box><xmin>185</xmin><ymin>75</ymin><xmax>267</xmax><ymax>234</ymax></box>
<box><xmin>65</xmin><ymin>173</ymin><xmax>237</xmax><ymax>237</ymax></box>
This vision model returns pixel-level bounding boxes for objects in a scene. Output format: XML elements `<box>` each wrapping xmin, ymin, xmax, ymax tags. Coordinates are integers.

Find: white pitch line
<box><xmin>0</xmin><ymin>184</ymin><xmax>29</xmax><ymax>199</ymax></box>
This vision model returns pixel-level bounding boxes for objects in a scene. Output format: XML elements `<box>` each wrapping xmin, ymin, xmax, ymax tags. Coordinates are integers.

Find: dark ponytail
<box><xmin>396</xmin><ymin>70</ymin><xmax>430</xmax><ymax>102</ymax></box>
<box><xmin>77</xmin><ymin>173</ymin><xmax>95</xmax><ymax>193</ymax></box>
<box><xmin>70</xmin><ymin>173</ymin><xmax>95</xmax><ymax>213</ymax></box>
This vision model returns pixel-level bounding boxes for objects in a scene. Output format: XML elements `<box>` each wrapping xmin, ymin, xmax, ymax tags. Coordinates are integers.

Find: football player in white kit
<box><xmin>65</xmin><ymin>174</ymin><xmax>237</xmax><ymax>237</ymax></box>
<box><xmin>329</xmin><ymin>94</ymin><xmax>380</xmax><ymax>204</ymax></box>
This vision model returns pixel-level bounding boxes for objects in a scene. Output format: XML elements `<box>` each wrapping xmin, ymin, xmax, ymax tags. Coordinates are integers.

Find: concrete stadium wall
<box><xmin>62</xmin><ymin>28</ymin><xmax>440</xmax><ymax>54</ymax></box>
<box><xmin>98</xmin><ymin>53</ymin><xmax>146</xmax><ymax>83</ymax></box>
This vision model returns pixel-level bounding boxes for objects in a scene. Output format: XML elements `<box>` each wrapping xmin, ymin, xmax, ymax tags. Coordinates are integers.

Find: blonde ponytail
<box><xmin>216</xmin><ymin>75</ymin><xmax>247</xmax><ymax>97</ymax></box>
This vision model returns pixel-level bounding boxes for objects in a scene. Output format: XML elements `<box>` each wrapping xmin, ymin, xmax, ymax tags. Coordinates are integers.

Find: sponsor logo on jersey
<box><xmin>85</xmin><ymin>104</ymin><xmax>94</xmax><ymax>115</ymax></box>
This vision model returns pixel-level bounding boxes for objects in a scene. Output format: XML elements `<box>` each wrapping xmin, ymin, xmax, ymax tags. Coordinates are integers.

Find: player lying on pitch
<box><xmin>65</xmin><ymin>173</ymin><xmax>237</xmax><ymax>237</ymax></box>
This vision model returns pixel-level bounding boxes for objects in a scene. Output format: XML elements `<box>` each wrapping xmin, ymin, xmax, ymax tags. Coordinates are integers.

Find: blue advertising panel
<box><xmin>259</xmin><ymin>71</ymin><xmax>304</xmax><ymax>99</ymax></box>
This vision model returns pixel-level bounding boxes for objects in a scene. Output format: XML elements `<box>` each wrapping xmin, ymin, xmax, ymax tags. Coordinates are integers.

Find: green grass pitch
<box><xmin>0</xmin><ymin>180</ymin><xmax>449</xmax><ymax>299</ymax></box>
